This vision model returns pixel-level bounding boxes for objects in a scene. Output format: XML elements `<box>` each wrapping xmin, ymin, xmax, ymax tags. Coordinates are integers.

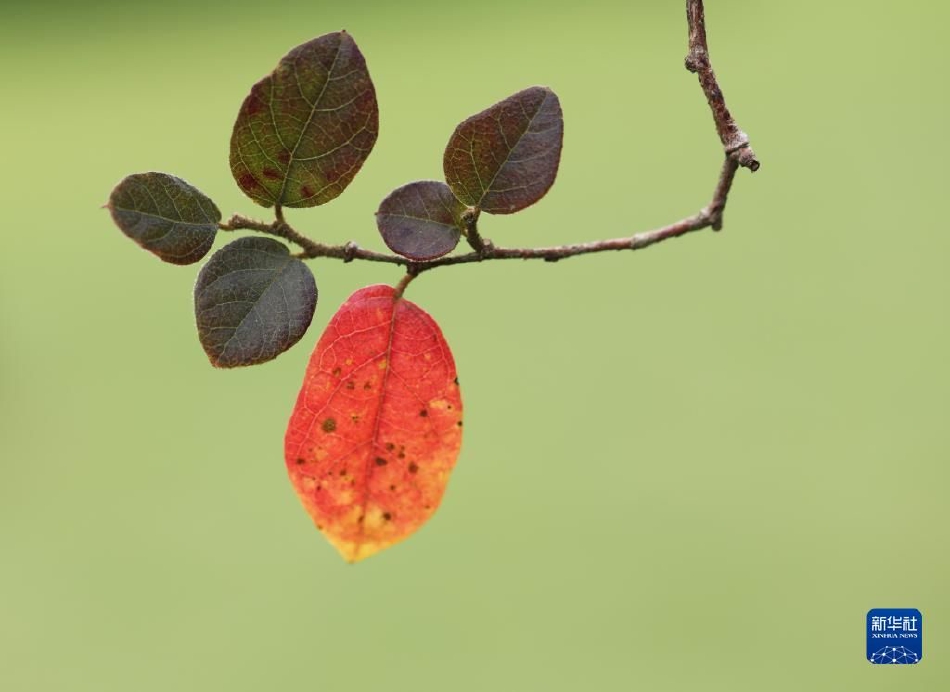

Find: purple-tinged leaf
<box><xmin>443</xmin><ymin>86</ymin><xmax>563</xmax><ymax>215</ymax></box>
<box><xmin>376</xmin><ymin>181</ymin><xmax>465</xmax><ymax>260</ymax></box>
<box><xmin>108</xmin><ymin>172</ymin><xmax>219</xmax><ymax>265</ymax></box>
<box><xmin>230</xmin><ymin>31</ymin><xmax>379</xmax><ymax>208</ymax></box>
<box><xmin>194</xmin><ymin>237</ymin><xmax>317</xmax><ymax>368</ymax></box>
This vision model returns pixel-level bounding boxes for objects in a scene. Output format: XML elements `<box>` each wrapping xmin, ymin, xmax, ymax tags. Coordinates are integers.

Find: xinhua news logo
<box><xmin>867</xmin><ymin>608</ymin><xmax>922</xmax><ymax>664</ymax></box>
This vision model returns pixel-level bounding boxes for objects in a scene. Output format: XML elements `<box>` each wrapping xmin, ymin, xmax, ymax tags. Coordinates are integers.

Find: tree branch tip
<box><xmin>725</xmin><ymin>144</ymin><xmax>760</xmax><ymax>172</ymax></box>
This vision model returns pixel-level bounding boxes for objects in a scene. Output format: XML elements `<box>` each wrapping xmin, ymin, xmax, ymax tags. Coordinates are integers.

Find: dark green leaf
<box><xmin>194</xmin><ymin>237</ymin><xmax>317</xmax><ymax>368</ymax></box>
<box><xmin>443</xmin><ymin>86</ymin><xmax>563</xmax><ymax>215</ymax></box>
<box><xmin>230</xmin><ymin>31</ymin><xmax>379</xmax><ymax>209</ymax></box>
<box><xmin>108</xmin><ymin>172</ymin><xmax>219</xmax><ymax>265</ymax></box>
<box><xmin>376</xmin><ymin>181</ymin><xmax>465</xmax><ymax>260</ymax></box>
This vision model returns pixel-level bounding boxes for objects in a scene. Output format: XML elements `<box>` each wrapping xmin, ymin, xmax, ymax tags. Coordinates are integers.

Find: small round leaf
<box><xmin>376</xmin><ymin>181</ymin><xmax>465</xmax><ymax>260</ymax></box>
<box><xmin>443</xmin><ymin>86</ymin><xmax>564</xmax><ymax>215</ymax></box>
<box><xmin>108</xmin><ymin>172</ymin><xmax>220</xmax><ymax>265</ymax></box>
<box><xmin>230</xmin><ymin>31</ymin><xmax>379</xmax><ymax>208</ymax></box>
<box><xmin>194</xmin><ymin>237</ymin><xmax>317</xmax><ymax>368</ymax></box>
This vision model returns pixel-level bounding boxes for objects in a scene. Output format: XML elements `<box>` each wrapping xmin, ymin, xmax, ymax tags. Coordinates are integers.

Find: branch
<box><xmin>685</xmin><ymin>0</ymin><xmax>759</xmax><ymax>171</ymax></box>
<box><xmin>219</xmin><ymin>0</ymin><xmax>756</xmax><ymax>276</ymax></box>
<box><xmin>218</xmin><ymin>214</ymin><xmax>401</xmax><ymax>265</ymax></box>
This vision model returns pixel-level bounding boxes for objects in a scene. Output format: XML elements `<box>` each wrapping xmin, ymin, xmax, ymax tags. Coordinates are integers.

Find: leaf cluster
<box><xmin>107</xmin><ymin>31</ymin><xmax>564</xmax><ymax>369</ymax></box>
<box><xmin>106</xmin><ymin>32</ymin><xmax>564</xmax><ymax>561</ymax></box>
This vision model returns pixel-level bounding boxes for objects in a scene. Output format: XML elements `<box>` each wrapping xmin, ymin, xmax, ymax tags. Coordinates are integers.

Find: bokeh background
<box><xmin>1</xmin><ymin>1</ymin><xmax>947</xmax><ymax>689</ymax></box>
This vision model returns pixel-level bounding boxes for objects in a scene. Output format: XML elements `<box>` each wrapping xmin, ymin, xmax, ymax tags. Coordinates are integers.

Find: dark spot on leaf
<box><xmin>375</xmin><ymin>457</ymin><xmax>388</xmax><ymax>466</ymax></box>
<box><xmin>300</xmin><ymin>185</ymin><xmax>315</xmax><ymax>199</ymax></box>
<box><xmin>447</xmin><ymin>405</ymin><xmax>453</xmax><ymax>410</ymax></box>
<box><xmin>295</xmin><ymin>457</ymin><xmax>306</xmax><ymax>465</ymax></box>
<box><xmin>408</xmin><ymin>462</ymin><xmax>419</xmax><ymax>474</ymax></box>
<box><xmin>322</xmin><ymin>417</ymin><xmax>337</xmax><ymax>432</ymax></box>
<box><xmin>277</xmin><ymin>151</ymin><xmax>291</xmax><ymax>165</ymax></box>
<box><xmin>385</xmin><ymin>442</ymin><xmax>395</xmax><ymax>451</ymax></box>
<box><xmin>263</xmin><ymin>167</ymin><xmax>282</xmax><ymax>180</ymax></box>
<box><xmin>358</xmin><ymin>514</ymin><xmax>365</xmax><ymax>523</ymax></box>
<box><xmin>345</xmin><ymin>380</ymin><xmax>355</xmax><ymax>390</ymax></box>
<box><xmin>419</xmin><ymin>409</ymin><xmax>428</xmax><ymax>417</ymax></box>
<box><xmin>382</xmin><ymin>512</ymin><xmax>392</xmax><ymax>521</ymax></box>
<box><xmin>457</xmin><ymin>420</ymin><xmax>463</xmax><ymax>427</ymax></box>
<box><xmin>453</xmin><ymin>377</ymin><xmax>459</xmax><ymax>385</ymax></box>
<box><xmin>351</xmin><ymin>413</ymin><xmax>361</xmax><ymax>424</ymax></box>
<box><xmin>339</xmin><ymin>467</ymin><xmax>348</xmax><ymax>477</ymax></box>
<box><xmin>332</xmin><ymin>367</ymin><xmax>341</xmax><ymax>376</ymax></box>
<box><xmin>238</xmin><ymin>172</ymin><xmax>262</xmax><ymax>192</ymax></box>
<box><xmin>389</xmin><ymin>484</ymin><xmax>396</xmax><ymax>491</ymax></box>
<box><xmin>363</xmin><ymin>381</ymin><xmax>372</xmax><ymax>390</ymax></box>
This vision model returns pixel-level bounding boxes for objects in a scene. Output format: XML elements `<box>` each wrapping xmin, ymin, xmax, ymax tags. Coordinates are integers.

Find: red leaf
<box><xmin>285</xmin><ymin>285</ymin><xmax>463</xmax><ymax>562</ymax></box>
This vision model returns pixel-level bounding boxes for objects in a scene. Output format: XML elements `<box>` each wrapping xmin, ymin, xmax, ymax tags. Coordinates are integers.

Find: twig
<box><xmin>219</xmin><ymin>0</ymin><xmax>757</xmax><ymax>277</ymax></box>
<box><xmin>685</xmin><ymin>0</ymin><xmax>759</xmax><ymax>171</ymax></box>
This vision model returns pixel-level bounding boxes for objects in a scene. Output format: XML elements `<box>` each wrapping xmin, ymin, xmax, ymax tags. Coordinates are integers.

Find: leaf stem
<box><xmin>392</xmin><ymin>271</ymin><xmax>417</xmax><ymax>299</ymax></box>
<box><xmin>461</xmin><ymin>208</ymin><xmax>489</xmax><ymax>255</ymax></box>
<box><xmin>218</xmin><ymin>0</ymin><xmax>756</xmax><ymax>278</ymax></box>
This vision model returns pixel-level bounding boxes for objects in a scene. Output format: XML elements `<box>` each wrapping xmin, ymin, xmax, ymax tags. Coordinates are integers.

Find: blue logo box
<box><xmin>867</xmin><ymin>608</ymin><xmax>922</xmax><ymax>664</ymax></box>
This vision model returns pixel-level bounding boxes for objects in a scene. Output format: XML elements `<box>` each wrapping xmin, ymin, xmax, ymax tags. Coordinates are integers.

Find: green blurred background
<box><xmin>2</xmin><ymin>1</ymin><xmax>947</xmax><ymax>689</ymax></box>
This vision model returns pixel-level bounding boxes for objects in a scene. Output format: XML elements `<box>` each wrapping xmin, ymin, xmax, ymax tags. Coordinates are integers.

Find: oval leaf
<box><xmin>108</xmin><ymin>172</ymin><xmax>220</xmax><ymax>265</ymax></box>
<box><xmin>194</xmin><ymin>237</ymin><xmax>317</xmax><ymax>368</ymax></box>
<box><xmin>230</xmin><ymin>31</ymin><xmax>379</xmax><ymax>208</ymax></box>
<box><xmin>376</xmin><ymin>181</ymin><xmax>465</xmax><ymax>260</ymax></box>
<box><xmin>443</xmin><ymin>86</ymin><xmax>563</xmax><ymax>215</ymax></box>
<box><xmin>285</xmin><ymin>285</ymin><xmax>463</xmax><ymax>563</ymax></box>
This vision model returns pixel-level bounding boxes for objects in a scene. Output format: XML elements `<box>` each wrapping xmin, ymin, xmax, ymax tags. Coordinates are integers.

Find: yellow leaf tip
<box><xmin>331</xmin><ymin>536</ymin><xmax>386</xmax><ymax>564</ymax></box>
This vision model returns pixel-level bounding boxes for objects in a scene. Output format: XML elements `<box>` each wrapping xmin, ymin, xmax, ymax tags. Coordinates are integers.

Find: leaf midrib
<box><xmin>479</xmin><ymin>90</ymin><xmax>550</xmax><ymax>205</ymax></box>
<box><xmin>113</xmin><ymin>205</ymin><xmax>215</xmax><ymax>230</ymax></box>
<box><xmin>205</xmin><ymin>259</ymin><xmax>295</xmax><ymax>365</ymax></box>
<box><xmin>354</xmin><ymin>295</ymin><xmax>401</xmax><ymax>558</ymax></box>
<box><xmin>275</xmin><ymin>36</ymin><xmax>345</xmax><ymax>206</ymax></box>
